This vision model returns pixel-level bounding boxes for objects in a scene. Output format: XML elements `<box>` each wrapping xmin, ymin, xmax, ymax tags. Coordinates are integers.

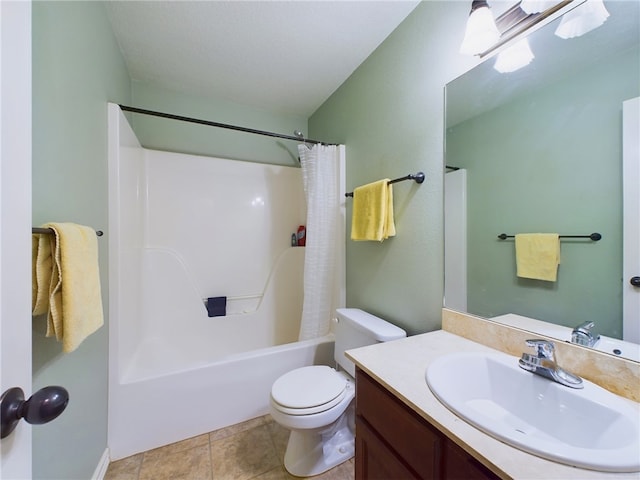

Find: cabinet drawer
<box><xmin>356</xmin><ymin>369</ymin><xmax>441</xmax><ymax>479</ymax></box>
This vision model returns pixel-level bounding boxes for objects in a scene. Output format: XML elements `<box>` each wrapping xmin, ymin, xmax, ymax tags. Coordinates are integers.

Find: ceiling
<box><xmin>105</xmin><ymin>1</ymin><xmax>421</xmax><ymax>118</ymax></box>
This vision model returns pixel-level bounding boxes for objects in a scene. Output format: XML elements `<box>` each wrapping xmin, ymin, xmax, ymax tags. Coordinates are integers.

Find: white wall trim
<box><xmin>91</xmin><ymin>448</ymin><xmax>110</xmax><ymax>480</ymax></box>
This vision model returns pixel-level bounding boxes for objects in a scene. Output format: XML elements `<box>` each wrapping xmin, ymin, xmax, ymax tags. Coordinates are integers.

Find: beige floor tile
<box><xmin>265</xmin><ymin>418</ymin><xmax>290</xmax><ymax>462</ymax></box>
<box><xmin>210</xmin><ymin>424</ymin><xmax>280</xmax><ymax>480</ymax></box>
<box><xmin>143</xmin><ymin>433</ymin><xmax>210</xmax><ymax>463</ymax></box>
<box><xmin>313</xmin><ymin>459</ymin><xmax>354</xmax><ymax>480</ymax></box>
<box><xmin>139</xmin><ymin>444</ymin><xmax>212</xmax><ymax>480</ymax></box>
<box><xmin>104</xmin><ymin>418</ymin><xmax>353</xmax><ymax>480</ymax></box>
<box><xmin>209</xmin><ymin>415</ymin><xmax>267</xmax><ymax>442</ymax></box>
<box><xmin>104</xmin><ymin>453</ymin><xmax>143</xmax><ymax>480</ymax></box>
<box><xmin>253</xmin><ymin>465</ymin><xmax>297</xmax><ymax>480</ymax></box>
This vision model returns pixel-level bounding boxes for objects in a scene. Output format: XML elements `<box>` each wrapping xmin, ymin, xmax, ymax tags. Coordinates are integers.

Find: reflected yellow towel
<box><xmin>36</xmin><ymin>223</ymin><xmax>104</xmax><ymax>353</ymax></box>
<box><xmin>515</xmin><ymin>233</ymin><xmax>561</xmax><ymax>282</ymax></box>
<box><xmin>351</xmin><ymin>179</ymin><xmax>396</xmax><ymax>241</ymax></box>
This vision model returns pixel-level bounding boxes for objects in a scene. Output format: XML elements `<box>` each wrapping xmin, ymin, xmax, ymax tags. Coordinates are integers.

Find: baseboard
<box><xmin>91</xmin><ymin>448</ymin><xmax>110</xmax><ymax>480</ymax></box>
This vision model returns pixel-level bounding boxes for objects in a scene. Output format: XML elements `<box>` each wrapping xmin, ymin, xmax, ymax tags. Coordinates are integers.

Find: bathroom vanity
<box><xmin>355</xmin><ymin>367</ymin><xmax>499</xmax><ymax>479</ymax></box>
<box><xmin>346</xmin><ymin>323</ymin><xmax>640</xmax><ymax>480</ymax></box>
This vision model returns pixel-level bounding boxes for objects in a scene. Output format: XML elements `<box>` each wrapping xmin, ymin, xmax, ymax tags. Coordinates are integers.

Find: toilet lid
<box><xmin>271</xmin><ymin>366</ymin><xmax>347</xmax><ymax>409</ymax></box>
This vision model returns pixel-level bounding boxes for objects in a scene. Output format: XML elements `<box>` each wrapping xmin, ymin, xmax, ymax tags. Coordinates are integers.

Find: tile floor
<box><xmin>104</xmin><ymin>415</ymin><xmax>354</xmax><ymax>480</ymax></box>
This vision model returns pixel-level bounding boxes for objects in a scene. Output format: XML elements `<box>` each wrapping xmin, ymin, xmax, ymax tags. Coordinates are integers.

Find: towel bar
<box><xmin>345</xmin><ymin>172</ymin><xmax>425</xmax><ymax>197</ymax></box>
<box><xmin>32</xmin><ymin>227</ymin><xmax>103</xmax><ymax>237</ymax></box>
<box><xmin>498</xmin><ymin>233</ymin><xmax>601</xmax><ymax>241</ymax></box>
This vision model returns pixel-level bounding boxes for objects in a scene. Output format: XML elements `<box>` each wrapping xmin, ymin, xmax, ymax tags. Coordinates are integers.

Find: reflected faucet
<box><xmin>518</xmin><ymin>339</ymin><xmax>583</xmax><ymax>389</ymax></box>
<box><xmin>571</xmin><ymin>321</ymin><xmax>600</xmax><ymax>347</ymax></box>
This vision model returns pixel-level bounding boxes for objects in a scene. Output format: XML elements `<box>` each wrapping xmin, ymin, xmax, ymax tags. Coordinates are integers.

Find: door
<box><xmin>0</xmin><ymin>1</ymin><xmax>33</xmax><ymax>478</ymax></box>
<box><xmin>623</xmin><ymin>97</ymin><xmax>640</xmax><ymax>343</ymax></box>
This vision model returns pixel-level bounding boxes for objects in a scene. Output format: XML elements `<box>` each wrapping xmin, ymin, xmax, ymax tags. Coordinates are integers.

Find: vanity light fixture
<box><xmin>460</xmin><ymin>0</ymin><xmax>501</xmax><ymax>55</ymax></box>
<box><xmin>494</xmin><ymin>37</ymin><xmax>535</xmax><ymax>72</ymax></box>
<box><xmin>461</xmin><ymin>0</ymin><xmax>573</xmax><ymax>58</ymax></box>
<box><xmin>519</xmin><ymin>0</ymin><xmax>560</xmax><ymax>14</ymax></box>
<box><xmin>554</xmin><ymin>0</ymin><xmax>609</xmax><ymax>39</ymax></box>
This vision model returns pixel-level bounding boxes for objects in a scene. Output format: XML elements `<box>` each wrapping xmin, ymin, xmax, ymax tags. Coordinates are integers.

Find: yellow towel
<box><xmin>351</xmin><ymin>179</ymin><xmax>396</xmax><ymax>241</ymax></box>
<box><xmin>34</xmin><ymin>223</ymin><xmax>104</xmax><ymax>353</ymax></box>
<box><xmin>32</xmin><ymin>233</ymin><xmax>53</xmax><ymax>316</ymax></box>
<box><xmin>515</xmin><ymin>233</ymin><xmax>561</xmax><ymax>282</ymax></box>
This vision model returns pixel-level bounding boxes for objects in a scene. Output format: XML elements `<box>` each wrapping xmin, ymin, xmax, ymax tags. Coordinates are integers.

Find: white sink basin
<box><xmin>426</xmin><ymin>351</ymin><xmax>640</xmax><ymax>472</ymax></box>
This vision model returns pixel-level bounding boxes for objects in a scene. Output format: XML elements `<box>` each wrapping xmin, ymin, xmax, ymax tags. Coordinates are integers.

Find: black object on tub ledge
<box><xmin>497</xmin><ymin>232</ymin><xmax>602</xmax><ymax>241</ymax></box>
<box><xmin>345</xmin><ymin>172</ymin><xmax>425</xmax><ymax>198</ymax></box>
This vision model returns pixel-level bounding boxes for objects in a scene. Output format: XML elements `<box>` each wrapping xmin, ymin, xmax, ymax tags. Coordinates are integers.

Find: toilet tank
<box><xmin>334</xmin><ymin>308</ymin><xmax>406</xmax><ymax>377</ymax></box>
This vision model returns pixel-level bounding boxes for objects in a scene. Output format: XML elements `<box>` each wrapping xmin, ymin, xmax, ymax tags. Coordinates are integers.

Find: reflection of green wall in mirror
<box><xmin>446</xmin><ymin>45</ymin><xmax>639</xmax><ymax>339</ymax></box>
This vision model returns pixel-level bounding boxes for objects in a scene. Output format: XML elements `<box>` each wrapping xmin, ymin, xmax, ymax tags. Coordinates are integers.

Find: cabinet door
<box><xmin>443</xmin><ymin>440</ymin><xmax>501</xmax><ymax>480</ymax></box>
<box><xmin>356</xmin><ymin>370</ymin><xmax>441</xmax><ymax>479</ymax></box>
<box><xmin>356</xmin><ymin>418</ymin><xmax>420</xmax><ymax>480</ymax></box>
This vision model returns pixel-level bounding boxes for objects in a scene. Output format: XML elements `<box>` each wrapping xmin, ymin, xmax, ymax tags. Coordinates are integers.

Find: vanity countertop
<box><xmin>346</xmin><ymin>330</ymin><xmax>640</xmax><ymax>480</ymax></box>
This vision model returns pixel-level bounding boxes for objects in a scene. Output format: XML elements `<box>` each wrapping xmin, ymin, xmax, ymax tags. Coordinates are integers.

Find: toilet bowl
<box><xmin>269</xmin><ymin>308</ymin><xmax>406</xmax><ymax>477</ymax></box>
<box><xmin>270</xmin><ymin>366</ymin><xmax>355</xmax><ymax>476</ymax></box>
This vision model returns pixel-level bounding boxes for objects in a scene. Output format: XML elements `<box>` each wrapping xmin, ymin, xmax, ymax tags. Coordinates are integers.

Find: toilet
<box><xmin>269</xmin><ymin>308</ymin><xmax>406</xmax><ymax>477</ymax></box>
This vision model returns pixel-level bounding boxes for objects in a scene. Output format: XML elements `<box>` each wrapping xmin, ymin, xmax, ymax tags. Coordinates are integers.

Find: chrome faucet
<box><xmin>518</xmin><ymin>339</ymin><xmax>583</xmax><ymax>389</ymax></box>
<box><xmin>571</xmin><ymin>321</ymin><xmax>600</xmax><ymax>347</ymax></box>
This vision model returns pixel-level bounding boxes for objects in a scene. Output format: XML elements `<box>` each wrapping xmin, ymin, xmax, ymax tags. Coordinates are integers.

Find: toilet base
<box><xmin>283</xmin><ymin>410</ymin><xmax>355</xmax><ymax>477</ymax></box>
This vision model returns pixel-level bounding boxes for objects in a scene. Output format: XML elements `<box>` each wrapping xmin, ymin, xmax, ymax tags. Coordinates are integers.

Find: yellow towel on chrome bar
<box><xmin>351</xmin><ymin>179</ymin><xmax>396</xmax><ymax>241</ymax></box>
<box><xmin>36</xmin><ymin>223</ymin><xmax>104</xmax><ymax>353</ymax></box>
<box><xmin>515</xmin><ymin>233</ymin><xmax>560</xmax><ymax>282</ymax></box>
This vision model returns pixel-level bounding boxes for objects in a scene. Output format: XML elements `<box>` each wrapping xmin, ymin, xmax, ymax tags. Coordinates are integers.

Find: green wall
<box><xmin>129</xmin><ymin>80</ymin><xmax>307</xmax><ymax>166</ymax></box>
<box><xmin>447</xmin><ymin>46</ymin><xmax>639</xmax><ymax>338</ymax></box>
<box><xmin>32</xmin><ymin>2</ymin><xmax>130</xmax><ymax>478</ymax></box>
<box><xmin>309</xmin><ymin>1</ymin><xmax>477</xmax><ymax>335</ymax></box>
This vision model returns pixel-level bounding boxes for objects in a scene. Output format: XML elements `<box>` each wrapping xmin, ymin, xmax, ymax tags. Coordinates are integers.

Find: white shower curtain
<box><xmin>298</xmin><ymin>144</ymin><xmax>342</xmax><ymax>340</ymax></box>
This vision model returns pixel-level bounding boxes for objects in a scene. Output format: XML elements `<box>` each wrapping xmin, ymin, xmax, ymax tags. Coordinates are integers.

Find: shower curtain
<box><xmin>298</xmin><ymin>144</ymin><xmax>342</xmax><ymax>340</ymax></box>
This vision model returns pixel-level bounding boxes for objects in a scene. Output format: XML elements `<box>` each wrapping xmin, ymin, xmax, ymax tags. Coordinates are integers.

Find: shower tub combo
<box><xmin>107</xmin><ymin>104</ymin><xmax>345</xmax><ymax>460</ymax></box>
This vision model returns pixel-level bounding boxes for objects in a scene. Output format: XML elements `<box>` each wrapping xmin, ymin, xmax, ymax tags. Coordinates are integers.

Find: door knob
<box><xmin>1</xmin><ymin>386</ymin><xmax>69</xmax><ymax>439</ymax></box>
<box><xmin>630</xmin><ymin>276</ymin><xmax>640</xmax><ymax>287</ymax></box>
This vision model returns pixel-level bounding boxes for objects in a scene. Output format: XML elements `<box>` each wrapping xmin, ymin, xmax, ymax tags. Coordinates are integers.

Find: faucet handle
<box><xmin>524</xmin><ymin>339</ymin><xmax>555</xmax><ymax>359</ymax></box>
<box><xmin>571</xmin><ymin>321</ymin><xmax>600</xmax><ymax>347</ymax></box>
<box><xmin>573</xmin><ymin>321</ymin><xmax>595</xmax><ymax>332</ymax></box>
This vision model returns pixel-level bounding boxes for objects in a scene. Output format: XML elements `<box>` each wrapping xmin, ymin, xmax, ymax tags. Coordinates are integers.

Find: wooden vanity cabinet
<box><xmin>355</xmin><ymin>368</ymin><xmax>501</xmax><ymax>480</ymax></box>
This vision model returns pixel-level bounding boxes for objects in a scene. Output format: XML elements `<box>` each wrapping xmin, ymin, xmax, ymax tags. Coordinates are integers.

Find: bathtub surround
<box><xmin>107</xmin><ymin>105</ymin><xmax>345</xmax><ymax>459</ymax></box>
<box><xmin>299</xmin><ymin>144</ymin><xmax>346</xmax><ymax>340</ymax></box>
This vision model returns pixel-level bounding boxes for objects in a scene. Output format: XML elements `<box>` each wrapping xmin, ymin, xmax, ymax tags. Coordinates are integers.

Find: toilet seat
<box><xmin>271</xmin><ymin>366</ymin><xmax>350</xmax><ymax>416</ymax></box>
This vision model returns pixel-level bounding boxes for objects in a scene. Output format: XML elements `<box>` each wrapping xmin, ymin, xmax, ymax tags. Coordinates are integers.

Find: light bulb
<box><xmin>460</xmin><ymin>1</ymin><xmax>501</xmax><ymax>56</ymax></box>
<box><xmin>555</xmin><ymin>0</ymin><xmax>610</xmax><ymax>39</ymax></box>
<box><xmin>494</xmin><ymin>38</ymin><xmax>535</xmax><ymax>73</ymax></box>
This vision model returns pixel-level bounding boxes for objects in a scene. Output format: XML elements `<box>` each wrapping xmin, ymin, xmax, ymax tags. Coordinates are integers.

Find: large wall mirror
<box><xmin>444</xmin><ymin>0</ymin><xmax>639</xmax><ymax>361</ymax></box>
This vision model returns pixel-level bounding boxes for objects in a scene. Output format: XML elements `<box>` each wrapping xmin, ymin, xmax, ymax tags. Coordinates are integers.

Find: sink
<box><xmin>426</xmin><ymin>351</ymin><xmax>640</xmax><ymax>472</ymax></box>
<box><xmin>593</xmin><ymin>336</ymin><xmax>640</xmax><ymax>362</ymax></box>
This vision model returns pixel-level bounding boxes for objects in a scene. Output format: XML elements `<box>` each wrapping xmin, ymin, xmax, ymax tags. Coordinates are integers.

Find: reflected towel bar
<box><xmin>345</xmin><ymin>172</ymin><xmax>425</xmax><ymax>198</ymax></box>
<box><xmin>498</xmin><ymin>233</ymin><xmax>602</xmax><ymax>241</ymax></box>
<box><xmin>32</xmin><ymin>227</ymin><xmax>104</xmax><ymax>237</ymax></box>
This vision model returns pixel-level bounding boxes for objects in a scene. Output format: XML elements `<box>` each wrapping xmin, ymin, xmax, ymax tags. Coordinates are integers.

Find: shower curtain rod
<box><xmin>119</xmin><ymin>105</ymin><xmax>334</xmax><ymax>146</ymax></box>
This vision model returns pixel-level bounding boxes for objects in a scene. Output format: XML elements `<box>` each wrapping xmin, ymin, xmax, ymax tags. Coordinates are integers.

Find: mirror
<box><xmin>444</xmin><ymin>0</ymin><xmax>640</xmax><ymax>361</ymax></box>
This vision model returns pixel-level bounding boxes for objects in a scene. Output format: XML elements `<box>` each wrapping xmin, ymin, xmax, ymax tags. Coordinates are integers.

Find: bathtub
<box><xmin>108</xmin><ymin>331</ymin><xmax>334</xmax><ymax>460</ymax></box>
<box><xmin>108</xmin><ymin>246</ymin><xmax>336</xmax><ymax>460</ymax></box>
